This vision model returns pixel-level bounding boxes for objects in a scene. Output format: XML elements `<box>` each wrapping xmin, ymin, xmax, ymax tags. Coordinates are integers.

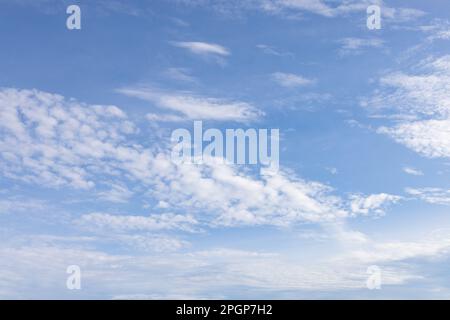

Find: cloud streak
<box><xmin>118</xmin><ymin>86</ymin><xmax>263</xmax><ymax>122</ymax></box>
<box><xmin>272</xmin><ymin>72</ymin><xmax>316</xmax><ymax>88</ymax></box>
<box><xmin>171</xmin><ymin>41</ymin><xmax>230</xmax><ymax>56</ymax></box>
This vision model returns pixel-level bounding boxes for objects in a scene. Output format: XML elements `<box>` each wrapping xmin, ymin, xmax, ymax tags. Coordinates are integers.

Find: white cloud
<box><xmin>114</xmin><ymin>234</ymin><xmax>190</xmax><ymax>252</ymax></box>
<box><xmin>171</xmin><ymin>41</ymin><xmax>230</xmax><ymax>56</ymax></box>
<box><xmin>7</xmin><ymin>0</ymin><xmax>142</xmax><ymax>16</ymax></box>
<box><xmin>429</xmin><ymin>29</ymin><xmax>450</xmax><ymax>41</ymax></box>
<box><xmin>4</xmin><ymin>228</ymin><xmax>449</xmax><ymax>298</ymax></box>
<box><xmin>350</xmin><ymin>193</ymin><xmax>402</xmax><ymax>216</ymax></box>
<box><xmin>0</xmin><ymin>88</ymin><xmax>137</xmax><ymax>189</ymax></box>
<box><xmin>365</xmin><ymin>56</ymin><xmax>450</xmax><ymax>159</ymax></box>
<box><xmin>272</xmin><ymin>72</ymin><xmax>315</xmax><ymax>88</ymax></box>
<box><xmin>259</xmin><ymin>0</ymin><xmax>386</xmax><ymax>18</ymax></box>
<box><xmin>382</xmin><ymin>6</ymin><xmax>426</xmax><ymax>22</ymax></box>
<box><xmin>145</xmin><ymin>113</ymin><xmax>187</xmax><ymax>122</ymax></box>
<box><xmin>403</xmin><ymin>167</ymin><xmax>424</xmax><ymax>176</ymax></box>
<box><xmin>326</xmin><ymin>167</ymin><xmax>338</xmax><ymax>175</ymax></box>
<box><xmin>418</xmin><ymin>19</ymin><xmax>450</xmax><ymax>41</ymax></box>
<box><xmin>13</xmin><ymin>0</ymin><xmax>426</xmax><ymax>24</ymax></box>
<box><xmin>0</xmin><ymin>89</ymin><xmax>400</xmax><ymax>228</ymax></box>
<box><xmin>0</xmin><ymin>87</ymin><xmax>408</xmax><ymax>230</ymax></box>
<box><xmin>0</xmin><ymin>198</ymin><xmax>46</xmax><ymax>215</ymax></box>
<box><xmin>378</xmin><ymin>119</ymin><xmax>450</xmax><ymax>159</ymax></box>
<box><xmin>0</xmin><ymin>244</ymin><xmax>360</xmax><ymax>298</ymax></box>
<box><xmin>148</xmin><ymin>156</ymin><xmax>351</xmax><ymax>227</ymax></box>
<box><xmin>348</xmin><ymin>231</ymin><xmax>450</xmax><ymax>263</ymax></box>
<box><xmin>0</xmin><ymin>242</ymin><xmax>385</xmax><ymax>298</ymax></box>
<box><xmin>338</xmin><ymin>38</ymin><xmax>384</xmax><ymax>55</ymax></box>
<box><xmin>97</xmin><ymin>184</ymin><xmax>134</xmax><ymax>203</ymax></box>
<box><xmin>256</xmin><ymin>44</ymin><xmax>293</xmax><ymax>57</ymax></box>
<box><xmin>164</xmin><ymin>67</ymin><xmax>197</xmax><ymax>83</ymax></box>
<box><xmin>118</xmin><ymin>86</ymin><xmax>263</xmax><ymax>122</ymax></box>
<box><xmin>371</xmin><ymin>59</ymin><xmax>450</xmax><ymax>117</ymax></box>
<box><xmin>406</xmin><ymin>187</ymin><xmax>450</xmax><ymax>206</ymax></box>
<box><xmin>179</xmin><ymin>0</ymin><xmax>425</xmax><ymax>22</ymax></box>
<box><xmin>77</xmin><ymin>212</ymin><xmax>198</xmax><ymax>233</ymax></box>
<box><xmin>1</xmin><ymin>88</ymin><xmax>410</xmax><ymax>231</ymax></box>
<box><xmin>0</xmin><ymin>87</ymin><xmax>349</xmax><ymax>229</ymax></box>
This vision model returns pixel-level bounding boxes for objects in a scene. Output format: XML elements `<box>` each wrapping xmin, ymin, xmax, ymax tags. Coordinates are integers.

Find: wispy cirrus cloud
<box><xmin>347</xmin><ymin>230</ymin><xmax>450</xmax><ymax>263</ymax></box>
<box><xmin>170</xmin><ymin>41</ymin><xmax>230</xmax><ymax>63</ymax></box>
<box><xmin>177</xmin><ymin>0</ymin><xmax>425</xmax><ymax>22</ymax></box>
<box><xmin>97</xmin><ymin>184</ymin><xmax>134</xmax><ymax>203</ymax></box>
<box><xmin>272</xmin><ymin>72</ymin><xmax>316</xmax><ymax>88</ymax></box>
<box><xmin>406</xmin><ymin>188</ymin><xmax>450</xmax><ymax>206</ymax></box>
<box><xmin>77</xmin><ymin>212</ymin><xmax>199</xmax><ymax>232</ymax></box>
<box><xmin>163</xmin><ymin>67</ymin><xmax>197</xmax><ymax>83</ymax></box>
<box><xmin>5</xmin><ymin>227</ymin><xmax>450</xmax><ymax>298</ymax></box>
<box><xmin>338</xmin><ymin>37</ymin><xmax>384</xmax><ymax>55</ymax></box>
<box><xmin>117</xmin><ymin>86</ymin><xmax>263</xmax><ymax>122</ymax></box>
<box><xmin>256</xmin><ymin>44</ymin><xmax>293</xmax><ymax>57</ymax></box>
<box><xmin>8</xmin><ymin>0</ymin><xmax>142</xmax><ymax>16</ymax></box>
<box><xmin>0</xmin><ymin>197</ymin><xmax>47</xmax><ymax>215</ymax></box>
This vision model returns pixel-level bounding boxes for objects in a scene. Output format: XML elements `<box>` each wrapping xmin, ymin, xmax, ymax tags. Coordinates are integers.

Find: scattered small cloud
<box><xmin>403</xmin><ymin>167</ymin><xmax>424</xmax><ymax>176</ymax></box>
<box><xmin>350</xmin><ymin>193</ymin><xmax>402</xmax><ymax>216</ymax></box>
<box><xmin>326</xmin><ymin>167</ymin><xmax>338</xmax><ymax>175</ymax></box>
<box><xmin>170</xmin><ymin>17</ymin><xmax>190</xmax><ymax>27</ymax></box>
<box><xmin>272</xmin><ymin>72</ymin><xmax>315</xmax><ymax>88</ymax></box>
<box><xmin>256</xmin><ymin>44</ymin><xmax>293</xmax><ymax>57</ymax></box>
<box><xmin>406</xmin><ymin>188</ymin><xmax>450</xmax><ymax>206</ymax></box>
<box><xmin>97</xmin><ymin>184</ymin><xmax>133</xmax><ymax>203</ymax></box>
<box><xmin>338</xmin><ymin>38</ymin><xmax>384</xmax><ymax>55</ymax></box>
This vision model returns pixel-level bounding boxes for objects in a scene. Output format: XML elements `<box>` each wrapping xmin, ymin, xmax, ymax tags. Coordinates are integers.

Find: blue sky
<box><xmin>1</xmin><ymin>0</ymin><xmax>450</xmax><ymax>299</ymax></box>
